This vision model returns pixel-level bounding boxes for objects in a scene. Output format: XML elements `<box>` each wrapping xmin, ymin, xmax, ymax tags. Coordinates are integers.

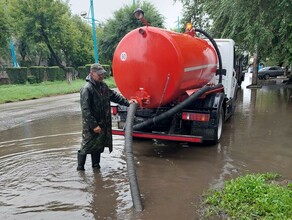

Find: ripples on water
<box><xmin>0</xmin><ymin>118</ymin><xmax>135</xmax><ymax>220</ymax></box>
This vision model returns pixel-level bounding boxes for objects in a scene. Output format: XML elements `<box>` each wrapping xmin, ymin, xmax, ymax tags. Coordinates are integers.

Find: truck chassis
<box><xmin>112</xmin><ymin>85</ymin><xmax>235</xmax><ymax>144</ymax></box>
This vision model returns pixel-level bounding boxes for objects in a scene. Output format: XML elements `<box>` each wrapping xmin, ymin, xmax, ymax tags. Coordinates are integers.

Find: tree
<box><xmin>204</xmin><ymin>0</ymin><xmax>273</xmax><ymax>86</ymax></box>
<box><xmin>268</xmin><ymin>0</ymin><xmax>292</xmax><ymax>67</ymax></box>
<box><xmin>8</xmin><ymin>0</ymin><xmax>94</xmax><ymax>69</ymax></box>
<box><xmin>175</xmin><ymin>0</ymin><xmax>209</xmax><ymax>31</ymax></box>
<box><xmin>0</xmin><ymin>0</ymin><xmax>12</xmax><ymax>64</ymax></box>
<box><xmin>17</xmin><ymin>39</ymin><xmax>51</xmax><ymax>66</ymax></box>
<box><xmin>9</xmin><ymin>0</ymin><xmax>68</xmax><ymax>69</ymax></box>
<box><xmin>176</xmin><ymin>0</ymin><xmax>292</xmax><ymax>85</ymax></box>
<box><xmin>99</xmin><ymin>1</ymin><xmax>164</xmax><ymax>64</ymax></box>
<box><xmin>67</xmin><ymin>15</ymin><xmax>96</xmax><ymax>67</ymax></box>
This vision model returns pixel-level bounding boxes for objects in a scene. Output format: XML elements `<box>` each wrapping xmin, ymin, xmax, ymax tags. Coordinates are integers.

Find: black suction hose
<box><xmin>195</xmin><ymin>28</ymin><xmax>223</xmax><ymax>84</ymax></box>
<box><xmin>123</xmin><ymin>85</ymin><xmax>222</xmax><ymax>212</ymax></box>
<box><xmin>122</xmin><ymin>29</ymin><xmax>222</xmax><ymax>212</ymax></box>
<box><xmin>123</xmin><ymin>85</ymin><xmax>218</xmax><ymax>212</ymax></box>
<box><xmin>133</xmin><ymin>84</ymin><xmax>223</xmax><ymax>131</ymax></box>
<box><xmin>124</xmin><ymin>102</ymin><xmax>143</xmax><ymax>212</ymax></box>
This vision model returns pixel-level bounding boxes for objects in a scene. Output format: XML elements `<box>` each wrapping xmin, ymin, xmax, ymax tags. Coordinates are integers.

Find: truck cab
<box><xmin>208</xmin><ymin>39</ymin><xmax>238</xmax><ymax>119</ymax></box>
<box><xmin>210</xmin><ymin>39</ymin><xmax>237</xmax><ymax>100</ymax></box>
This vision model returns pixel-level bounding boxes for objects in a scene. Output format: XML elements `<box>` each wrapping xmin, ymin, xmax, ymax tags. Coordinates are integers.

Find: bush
<box><xmin>77</xmin><ymin>66</ymin><xmax>88</xmax><ymax>80</ymax></box>
<box><xmin>101</xmin><ymin>64</ymin><xmax>111</xmax><ymax>78</ymax></box>
<box><xmin>27</xmin><ymin>75</ymin><xmax>37</xmax><ymax>84</ymax></box>
<box><xmin>46</xmin><ymin>67</ymin><xmax>55</xmax><ymax>81</ymax></box>
<box><xmin>56</xmin><ymin>67</ymin><xmax>66</xmax><ymax>81</ymax></box>
<box><xmin>6</xmin><ymin>67</ymin><xmax>28</xmax><ymax>84</ymax></box>
<box><xmin>77</xmin><ymin>64</ymin><xmax>111</xmax><ymax>79</ymax></box>
<box><xmin>5</xmin><ymin>65</ymin><xmax>110</xmax><ymax>84</ymax></box>
<box><xmin>46</xmin><ymin>66</ymin><xmax>65</xmax><ymax>81</ymax></box>
<box><xmin>29</xmin><ymin>66</ymin><xmax>46</xmax><ymax>83</ymax></box>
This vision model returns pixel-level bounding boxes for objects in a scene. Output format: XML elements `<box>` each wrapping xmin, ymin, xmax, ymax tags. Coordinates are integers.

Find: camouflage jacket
<box><xmin>80</xmin><ymin>75</ymin><xmax>129</xmax><ymax>154</ymax></box>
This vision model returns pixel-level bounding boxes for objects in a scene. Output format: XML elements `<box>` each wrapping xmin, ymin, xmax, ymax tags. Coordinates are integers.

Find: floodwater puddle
<box><xmin>0</xmin><ymin>75</ymin><xmax>291</xmax><ymax>219</ymax></box>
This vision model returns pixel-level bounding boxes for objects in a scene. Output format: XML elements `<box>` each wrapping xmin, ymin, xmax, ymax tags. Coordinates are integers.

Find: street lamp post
<box><xmin>90</xmin><ymin>0</ymin><xmax>98</xmax><ymax>63</ymax></box>
<box><xmin>9</xmin><ymin>37</ymin><xmax>19</xmax><ymax>67</ymax></box>
<box><xmin>177</xmin><ymin>16</ymin><xmax>180</xmax><ymax>33</ymax></box>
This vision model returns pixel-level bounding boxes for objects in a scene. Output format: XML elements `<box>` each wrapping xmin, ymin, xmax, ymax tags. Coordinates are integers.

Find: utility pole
<box><xmin>177</xmin><ymin>16</ymin><xmax>180</xmax><ymax>32</ymax></box>
<box><xmin>9</xmin><ymin>38</ymin><xmax>19</xmax><ymax>68</ymax></box>
<box><xmin>90</xmin><ymin>0</ymin><xmax>98</xmax><ymax>63</ymax></box>
<box><xmin>4</xmin><ymin>0</ymin><xmax>19</xmax><ymax>67</ymax></box>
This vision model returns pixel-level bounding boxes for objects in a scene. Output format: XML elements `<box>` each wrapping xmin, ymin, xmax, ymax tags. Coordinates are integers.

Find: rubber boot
<box><xmin>77</xmin><ymin>150</ymin><xmax>87</xmax><ymax>171</ymax></box>
<box><xmin>91</xmin><ymin>153</ymin><xmax>101</xmax><ymax>169</ymax></box>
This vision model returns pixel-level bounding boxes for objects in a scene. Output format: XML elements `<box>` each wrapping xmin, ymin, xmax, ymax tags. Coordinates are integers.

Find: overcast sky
<box><xmin>68</xmin><ymin>0</ymin><xmax>183</xmax><ymax>29</ymax></box>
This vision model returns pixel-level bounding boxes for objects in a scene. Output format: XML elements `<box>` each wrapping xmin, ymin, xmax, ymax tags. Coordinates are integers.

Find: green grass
<box><xmin>203</xmin><ymin>173</ymin><xmax>292</xmax><ymax>219</ymax></box>
<box><xmin>0</xmin><ymin>77</ymin><xmax>116</xmax><ymax>104</ymax></box>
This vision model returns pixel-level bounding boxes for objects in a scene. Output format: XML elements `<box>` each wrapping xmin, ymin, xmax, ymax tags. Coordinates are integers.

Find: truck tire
<box><xmin>215</xmin><ymin>107</ymin><xmax>224</xmax><ymax>142</ymax></box>
<box><xmin>208</xmin><ymin>106</ymin><xmax>224</xmax><ymax>145</ymax></box>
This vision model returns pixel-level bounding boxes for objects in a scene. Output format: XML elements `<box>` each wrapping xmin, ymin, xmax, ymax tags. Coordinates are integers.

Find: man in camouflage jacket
<box><xmin>77</xmin><ymin>63</ymin><xmax>130</xmax><ymax>171</ymax></box>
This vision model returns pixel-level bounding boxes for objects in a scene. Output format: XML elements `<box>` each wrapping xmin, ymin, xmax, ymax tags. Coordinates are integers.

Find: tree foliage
<box><xmin>99</xmin><ymin>1</ymin><xmax>164</xmax><ymax>64</ymax></box>
<box><xmin>62</xmin><ymin>15</ymin><xmax>94</xmax><ymax>67</ymax></box>
<box><xmin>0</xmin><ymin>0</ymin><xmax>12</xmax><ymax>61</ymax></box>
<box><xmin>176</xmin><ymin>0</ymin><xmax>292</xmax><ymax>65</ymax></box>
<box><xmin>176</xmin><ymin>0</ymin><xmax>208</xmax><ymax>31</ymax></box>
<box><xmin>1</xmin><ymin>0</ymin><xmax>165</xmax><ymax>68</ymax></box>
<box><xmin>9</xmin><ymin>0</ymin><xmax>69</xmax><ymax>69</ymax></box>
<box><xmin>5</xmin><ymin>0</ymin><xmax>95</xmax><ymax>68</ymax></box>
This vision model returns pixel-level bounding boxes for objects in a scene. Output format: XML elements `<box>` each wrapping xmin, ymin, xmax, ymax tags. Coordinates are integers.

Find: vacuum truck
<box><xmin>111</xmin><ymin>9</ymin><xmax>239</xmax><ymax>144</ymax></box>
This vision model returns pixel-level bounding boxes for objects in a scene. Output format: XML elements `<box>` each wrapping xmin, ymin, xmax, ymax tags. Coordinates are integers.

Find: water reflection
<box><xmin>89</xmin><ymin>136</ymin><xmax>138</xmax><ymax>219</ymax></box>
<box><xmin>209</xmin><ymin>75</ymin><xmax>292</xmax><ymax>191</ymax></box>
<box><xmin>223</xmin><ymin>75</ymin><xmax>292</xmax><ymax>177</ymax></box>
<box><xmin>0</xmin><ymin>116</ymin><xmax>135</xmax><ymax>219</ymax></box>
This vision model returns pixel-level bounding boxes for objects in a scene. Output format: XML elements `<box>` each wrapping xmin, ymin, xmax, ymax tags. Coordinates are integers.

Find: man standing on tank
<box><xmin>77</xmin><ymin>63</ymin><xmax>131</xmax><ymax>171</ymax></box>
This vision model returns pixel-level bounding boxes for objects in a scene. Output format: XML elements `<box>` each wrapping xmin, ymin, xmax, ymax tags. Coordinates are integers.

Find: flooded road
<box><xmin>0</xmin><ymin>75</ymin><xmax>292</xmax><ymax>219</ymax></box>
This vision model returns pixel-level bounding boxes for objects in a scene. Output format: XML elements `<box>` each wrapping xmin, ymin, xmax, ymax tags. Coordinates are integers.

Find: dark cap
<box><xmin>90</xmin><ymin>63</ymin><xmax>106</xmax><ymax>75</ymax></box>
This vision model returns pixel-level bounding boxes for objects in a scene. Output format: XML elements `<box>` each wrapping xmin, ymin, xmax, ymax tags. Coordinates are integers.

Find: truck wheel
<box><xmin>216</xmin><ymin>108</ymin><xmax>224</xmax><ymax>141</ymax></box>
<box><xmin>208</xmin><ymin>107</ymin><xmax>224</xmax><ymax>145</ymax></box>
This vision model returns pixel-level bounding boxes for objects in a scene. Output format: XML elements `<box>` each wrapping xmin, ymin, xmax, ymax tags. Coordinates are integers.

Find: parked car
<box><xmin>247</xmin><ymin>63</ymin><xmax>264</xmax><ymax>74</ymax></box>
<box><xmin>258</xmin><ymin>66</ymin><xmax>284</xmax><ymax>80</ymax></box>
<box><xmin>248</xmin><ymin>66</ymin><xmax>253</xmax><ymax>73</ymax></box>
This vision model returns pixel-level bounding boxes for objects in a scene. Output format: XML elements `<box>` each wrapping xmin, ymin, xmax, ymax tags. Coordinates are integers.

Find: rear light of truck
<box><xmin>182</xmin><ymin>112</ymin><xmax>210</xmax><ymax>122</ymax></box>
<box><xmin>111</xmin><ymin>106</ymin><xmax>118</xmax><ymax>115</ymax></box>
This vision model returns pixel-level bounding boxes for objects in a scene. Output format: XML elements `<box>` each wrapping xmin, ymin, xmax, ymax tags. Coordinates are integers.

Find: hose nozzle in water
<box><xmin>124</xmin><ymin>102</ymin><xmax>143</xmax><ymax>212</ymax></box>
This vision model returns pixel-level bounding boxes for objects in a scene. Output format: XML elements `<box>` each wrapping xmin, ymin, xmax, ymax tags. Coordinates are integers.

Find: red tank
<box><xmin>112</xmin><ymin>26</ymin><xmax>218</xmax><ymax>108</ymax></box>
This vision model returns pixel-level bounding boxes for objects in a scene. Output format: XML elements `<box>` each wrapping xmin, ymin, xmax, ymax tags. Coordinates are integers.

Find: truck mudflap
<box><xmin>112</xmin><ymin>129</ymin><xmax>203</xmax><ymax>143</ymax></box>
